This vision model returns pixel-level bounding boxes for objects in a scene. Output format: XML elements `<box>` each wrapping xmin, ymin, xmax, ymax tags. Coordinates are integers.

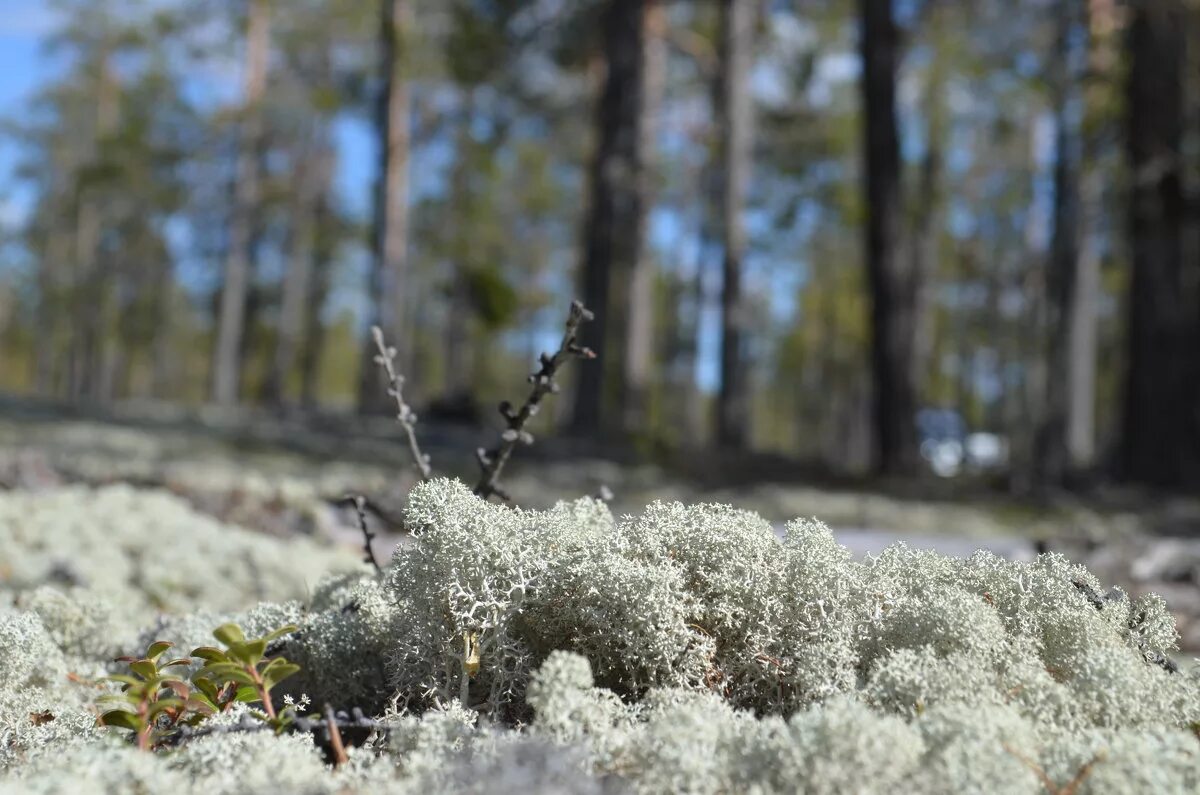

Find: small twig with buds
<box><xmin>371</xmin><ymin>326</ymin><xmax>433</xmax><ymax>481</ymax></box>
<box><xmin>345</xmin><ymin>494</ymin><xmax>383</xmax><ymax>576</ymax></box>
<box><xmin>473</xmin><ymin>300</ymin><xmax>596</xmax><ymax>501</ymax></box>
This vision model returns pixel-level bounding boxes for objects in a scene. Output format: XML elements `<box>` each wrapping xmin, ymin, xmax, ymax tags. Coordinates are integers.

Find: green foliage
<box><xmin>191</xmin><ymin>622</ymin><xmax>301</xmax><ymax>725</ymax></box>
<box><xmin>96</xmin><ymin>622</ymin><xmax>302</xmax><ymax>750</ymax></box>
<box><xmin>98</xmin><ymin>640</ymin><xmax>203</xmax><ymax>750</ymax></box>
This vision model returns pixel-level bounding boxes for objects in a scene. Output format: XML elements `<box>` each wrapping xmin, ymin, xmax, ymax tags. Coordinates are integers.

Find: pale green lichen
<box><xmin>2</xmin><ymin>477</ymin><xmax>1199</xmax><ymax>794</ymax></box>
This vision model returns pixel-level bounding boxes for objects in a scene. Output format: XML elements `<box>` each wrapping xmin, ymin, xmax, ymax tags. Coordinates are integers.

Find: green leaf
<box><xmin>192</xmin><ymin>677</ymin><xmax>219</xmax><ymax>702</ymax></box>
<box><xmin>241</xmin><ymin>639</ymin><xmax>267</xmax><ymax>665</ymax></box>
<box><xmin>190</xmin><ymin>647</ymin><xmax>228</xmax><ymax>663</ymax></box>
<box><xmin>234</xmin><ymin>686</ymin><xmax>260</xmax><ymax>703</ymax></box>
<box><xmin>184</xmin><ymin>696</ymin><xmax>215</xmax><ymax>715</ymax></box>
<box><xmin>146</xmin><ymin>698</ymin><xmax>183</xmax><ymax>718</ymax></box>
<box><xmin>145</xmin><ymin>641</ymin><xmax>174</xmax><ymax>662</ymax></box>
<box><xmin>129</xmin><ymin>660</ymin><xmax>157</xmax><ymax>680</ymax></box>
<box><xmin>99</xmin><ymin>710</ymin><xmax>142</xmax><ymax>732</ymax></box>
<box><xmin>212</xmin><ymin>623</ymin><xmax>245</xmax><ymax>646</ymax></box>
<box><xmin>197</xmin><ymin>664</ymin><xmax>255</xmax><ymax>686</ymax></box>
<box><xmin>161</xmin><ymin>680</ymin><xmax>190</xmax><ymax>699</ymax></box>
<box><xmin>262</xmin><ymin>662</ymin><xmax>301</xmax><ymax>690</ymax></box>
<box><xmin>161</xmin><ymin>658</ymin><xmax>193</xmax><ymax>668</ymax></box>
<box><xmin>259</xmin><ymin>624</ymin><xmax>298</xmax><ymax>644</ymax></box>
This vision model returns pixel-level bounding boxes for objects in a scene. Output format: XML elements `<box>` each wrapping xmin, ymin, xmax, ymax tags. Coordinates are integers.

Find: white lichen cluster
<box><xmin>0</xmin><ymin>485</ymin><xmax>359</xmax><ymax>619</ymax></box>
<box><xmin>2</xmin><ymin>477</ymin><xmax>1199</xmax><ymax>793</ymax></box>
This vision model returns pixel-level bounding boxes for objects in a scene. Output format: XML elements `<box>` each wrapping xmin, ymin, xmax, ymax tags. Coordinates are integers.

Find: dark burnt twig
<box><xmin>165</xmin><ymin>707</ymin><xmax>391</xmax><ymax>746</ymax></box>
<box><xmin>345</xmin><ymin>494</ymin><xmax>383</xmax><ymax>576</ymax></box>
<box><xmin>371</xmin><ymin>325</ymin><xmax>433</xmax><ymax>481</ymax></box>
<box><xmin>473</xmin><ymin>301</ymin><xmax>595</xmax><ymax>502</ymax></box>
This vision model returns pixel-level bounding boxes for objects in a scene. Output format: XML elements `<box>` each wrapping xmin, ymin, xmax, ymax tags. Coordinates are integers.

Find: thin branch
<box><xmin>346</xmin><ymin>494</ymin><xmax>383</xmax><ymax>576</ymax></box>
<box><xmin>473</xmin><ymin>300</ymin><xmax>596</xmax><ymax>501</ymax></box>
<box><xmin>324</xmin><ymin>703</ymin><xmax>349</xmax><ymax>767</ymax></box>
<box><xmin>1003</xmin><ymin>744</ymin><xmax>1106</xmax><ymax>795</ymax></box>
<box><xmin>371</xmin><ymin>325</ymin><xmax>433</xmax><ymax>481</ymax></box>
<box><xmin>166</xmin><ymin>707</ymin><xmax>391</xmax><ymax>746</ymax></box>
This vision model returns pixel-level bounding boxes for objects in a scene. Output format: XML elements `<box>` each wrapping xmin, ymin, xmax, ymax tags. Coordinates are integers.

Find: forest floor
<box><xmin>4</xmin><ymin>394</ymin><xmax>1200</xmax><ymax>650</ymax></box>
<box><xmin>2</xmin><ymin>394</ymin><xmax>1195</xmax><ymax>541</ymax></box>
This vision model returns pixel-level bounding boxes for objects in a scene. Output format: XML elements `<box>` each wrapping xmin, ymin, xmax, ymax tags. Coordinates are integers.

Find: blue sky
<box><xmin>0</xmin><ymin>1</ymin><xmax>59</xmax><ymax>226</ymax></box>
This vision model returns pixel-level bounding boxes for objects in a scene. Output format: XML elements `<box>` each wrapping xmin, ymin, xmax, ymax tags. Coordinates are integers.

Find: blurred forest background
<box><xmin>0</xmin><ymin>0</ymin><xmax>1198</xmax><ymax>493</ymax></box>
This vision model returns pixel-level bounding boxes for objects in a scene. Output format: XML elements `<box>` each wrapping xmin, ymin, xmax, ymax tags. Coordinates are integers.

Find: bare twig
<box><xmin>371</xmin><ymin>325</ymin><xmax>433</xmax><ymax>481</ymax></box>
<box><xmin>1003</xmin><ymin>744</ymin><xmax>1106</xmax><ymax>795</ymax></box>
<box><xmin>324</xmin><ymin>703</ymin><xmax>349</xmax><ymax>767</ymax></box>
<box><xmin>473</xmin><ymin>301</ymin><xmax>595</xmax><ymax>501</ymax></box>
<box><xmin>165</xmin><ymin>707</ymin><xmax>390</xmax><ymax>747</ymax></box>
<box><xmin>346</xmin><ymin>494</ymin><xmax>383</xmax><ymax>576</ymax></box>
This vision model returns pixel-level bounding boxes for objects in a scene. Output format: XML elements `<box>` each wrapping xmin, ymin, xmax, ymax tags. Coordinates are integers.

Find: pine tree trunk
<box><xmin>1119</xmin><ymin>0</ymin><xmax>1198</xmax><ymax>486</ymax></box>
<box><xmin>859</xmin><ymin>0</ymin><xmax>917</xmax><ymax>474</ymax></box>
<box><xmin>68</xmin><ymin>50</ymin><xmax>120</xmax><ymax>403</ymax></box>
<box><xmin>264</xmin><ymin>127</ymin><xmax>331</xmax><ymax>407</ymax></box>
<box><xmin>715</xmin><ymin>0</ymin><xmax>754</xmax><ymax>449</ymax></box>
<box><xmin>299</xmin><ymin>184</ymin><xmax>334</xmax><ymax>411</ymax></box>
<box><xmin>358</xmin><ymin>0</ymin><xmax>412</xmax><ymax>414</ymax></box>
<box><xmin>571</xmin><ymin>0</ymin><xmax>647</xmax><ymax>435</ymax></box>
<box><xmin>1036</xmin><ymin>4</ymin><xmax>1083</xmax><ymax>486</ymax></box>
<box><xmin>620</xmin><ymin>0</ymin><xmax>665</xmax><ymax>434</ymax></box>
<box><xmin>211</xmin><ymin>0</ymin><xmax>270</xmax><ymax>406</ymax></box>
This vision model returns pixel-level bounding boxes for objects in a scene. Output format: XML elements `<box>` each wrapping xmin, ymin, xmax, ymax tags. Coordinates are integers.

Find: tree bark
<box><xmin>1119</xmin><ymin>0</ymin><xmax>1199</xmax><ymax>486</ymax></box>
<box><xmin>67</xmin><ymin>49</ymin><xmax>120</xmax><ymax>403</ymax></box>
<box><xmin>1036</xmin><ymin>3</ymin><xmax>1084</xmax><ymax>486</ymax></box>
<box><xmin>715</xmin><ymin>0</ymin><xmax>754</xmax><ymax>449</ymax></box>
<box><xmin>211</xmin><ymin>0</ymin><xmax>270</xmax><ymax>406</ymax></box>
<box><xmin>571</xmin><ymin>0</ymin><xmax>647</xmax><ymax>435</ymax></box>
<box><xmin>620</xmin><ymin>0</ymin><xmax>665</xmax><ymax>433</ymax></box>
<box><xmin>357</xmin><ymin>0</ymin><xmax>412</xmax><ymax>414</ymax></box>
<box><xmin>263</xmin><ymin>127</ymin><xmax>332</xmax><ymax>407</ymax></box>
<box><xmin>299</xmin><ymin>182</ymin><xmax>335</xmax><ymax>410</ymax></box>
<box><xmin>859</xmin><ymin>0</ymin><xmax>917</xmax><ymax>475</ymax></box>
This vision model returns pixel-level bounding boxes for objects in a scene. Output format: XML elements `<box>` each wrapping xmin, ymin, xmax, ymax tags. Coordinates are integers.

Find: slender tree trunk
<box><xmin>299</xmin><ymin>187</ymin><xmax>335</xmax><ymax>410</ymax></box>
<box><xmin>68</xmin><ymin>50</ymin><xmax>119</xmax><ymax>403</ymax></box>
<box><xmin>910</xmin><ymin>6</ymin><xmax>946</xmax><ymax>401</ymax></box>
<box><xmin>621</xmin><ymin>0</ymin><xmax>665</xmax><ymax>433</ymax></box>
<box><xmin>859</xmin><ymin>0</ymin><xmax>917</xmax><ymax>474</ymax></box>
<box><xmin>571</xmin><ymin>0</ymin><xmax>647</xmax><ymax>435</ymax></box>
<box><xmin>151</xmin><ymin>252</ymin><xmax>175</xmax><ymax>399</ymax></box>
<box><xmin>1036</xmin><ymin>4</ymin><xmax>1084</xmax><ymax>485</ymax></box>
<box><xmin>1119</xmin><ymin>0</ymin><xmax>1198</xmax><ymax>486</ymax></box>
<box><xmin>34</xmin><ymin>231</ymin><xmax>71</xmax><ymax>395</ymax></box>
<box><xmin>715</xmin><ymin>0</ymin><xmax>754</xmax><ymax>448</ymax></box>
<box><xmin>264</xmin><ymin>127</ymin><xmax>331</xmax><ymax>407</ymax></box>
<box><xmin>211</xmin><ymin>0</ymin><xmax>270</xmax><ymax>405</ymax></box>
<box><xmin>358</xmin><ymin>0</ymin><xmax>412</xmax><ymax>413</ymax></box>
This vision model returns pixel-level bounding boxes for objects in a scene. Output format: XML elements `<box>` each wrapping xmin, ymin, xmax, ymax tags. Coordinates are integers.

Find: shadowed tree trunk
<box><xmin>1036</xmin><ymin>2</ymin><xmax>1084</xmax><ymax>486</ymax></box>
<box><xmin>909</xmin><ymin>4</ymin><xmax>946</xmax><ymax>401</ymax></box>
<box><xmin>859</xmin><ymin>0</ymin><xmax>917</xmax><ymax>474</ymax></box>
<box><xmin>299</xmin><ymin>181</ymin><xmax>336</xmax><ymax>411</ymax></box>
<box><xmin>263</xmin><ymin>127</ymin><xmax>332</xmax><ymax>407</ymax></box>
<box><xmin>358</xmin><ymin>0</ymin><xmax>412</xmax><ymax>414</ymax></box>
<box><xmin>68</xmin><ymin>49</ymin><xmax>119</xmax><ymax>402</ymax></box>
<box><xmin>715</xmin><ymin>0</ymin><xmax>754</xmax><ymax>449</ymax></box>
<box><xmin>571</xmin><ymin>0</ymin><xmax>647</xmax><ymax>435</ymax></box>
<box><xmin>1119</xmin><ymin>0</ymin><xmax>1199</xmax><ymax>486</ymax></box>
<box><xmin>620</xmin><ymin>0</ymin><xmax>665</xmax><ymax>434</ymax></box>
<box><xmin>211</xmin><ymin>0</ymin><xmax>270</xmax><ymax>405</ymax></box>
